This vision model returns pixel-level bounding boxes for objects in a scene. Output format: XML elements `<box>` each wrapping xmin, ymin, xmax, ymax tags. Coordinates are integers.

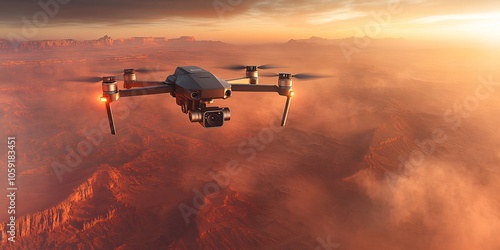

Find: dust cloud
<box><xmin>1</xmin><ymin>39</ymin><xmax>499</xmax><ymax>249</ymax></box>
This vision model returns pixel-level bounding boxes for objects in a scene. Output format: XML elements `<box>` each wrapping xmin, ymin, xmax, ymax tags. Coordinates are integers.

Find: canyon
<box><xmin>0</xmin><ymin>36</ymin><xmax>499</xmax><ymax>249</ymax></box>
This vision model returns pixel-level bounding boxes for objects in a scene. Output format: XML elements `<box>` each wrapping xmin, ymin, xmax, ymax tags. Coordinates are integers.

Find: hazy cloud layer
<box><xmin>0</xmin><ymin>0</ymin><xmax>469</xmax><ymax>25</ymax></box>
<box><xmin>1</xmin><ymin>38</ymin><xmax>500</xmax><ymax>249</ymax></box>
<box><xmin>0</xmin><ymin>0</ymin><xmax>259</xmax><ymax>24</ymax></box>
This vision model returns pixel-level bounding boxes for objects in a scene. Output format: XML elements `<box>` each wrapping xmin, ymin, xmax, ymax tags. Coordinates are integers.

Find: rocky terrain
<box><xmin>0</xmin><ymin>38</ymin><xmax>499</xmax><ymax>249</ymax></box>
<box><xmin>0</xmin><ymin>35</ymin><xmax>226</xmax><ymax>52</ymax></box>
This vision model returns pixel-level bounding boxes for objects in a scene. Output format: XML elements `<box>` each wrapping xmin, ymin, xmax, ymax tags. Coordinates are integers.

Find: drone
<box><xmin>96</xmin><ymin>65</ymin><xmax>327</xmax><ymax>134</ymax></box>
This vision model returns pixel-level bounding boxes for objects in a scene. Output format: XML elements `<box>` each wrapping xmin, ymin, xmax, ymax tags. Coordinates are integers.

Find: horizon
<box><xmin>1</xmin><ymin>34</ymin><xmax>497</xmax><ymax>48</ymax></box>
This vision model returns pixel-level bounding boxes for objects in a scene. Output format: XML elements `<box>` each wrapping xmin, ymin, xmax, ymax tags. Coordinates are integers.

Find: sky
<box><xmin>0</xmin><ymin>0</ymin><xmax>499</xmax><ymax>44</ymax></box>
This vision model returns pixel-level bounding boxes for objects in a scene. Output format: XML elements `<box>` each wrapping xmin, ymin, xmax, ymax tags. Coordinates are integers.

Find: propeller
<box><xmin>260</xmin><ymin>73</ymin><xmax>279</xmax><ymax>77</ymax></box>
<box><xmin>135</xmin><ymin>67</ymin><xmax>166</xmax><ymax>73</ymax></box>
<box><xmin>257</xmin><ymin>64</ymin><xmax>285</xmax><ymax>70</ymax></box>
<box><xmin>63</xmin><ymin>75</ymin><xmax>123</xmax><ymax>84</ymax></box>
<box><xmin>97</xmin><ymin>67</ymin><xmax>167</xmax><ymax>74</ymax></box>
<box><xmin>293</xmin><ymin>73</ymin><xmax>333</xmax><ymax>80</ymax></box>
<box><xmin>261</xmin><ymin>73</ymin><xmax>334</xmax><ymax>80</ymax></box>
<box><xmin>221</xmin><ymin>64</ymin><xmax>286</xmax><ymax>71</ymax></box>
<box><xmin>63</xmin><ymin>76</ymin><xmax>103</xmax><ymax>83</ymax></box>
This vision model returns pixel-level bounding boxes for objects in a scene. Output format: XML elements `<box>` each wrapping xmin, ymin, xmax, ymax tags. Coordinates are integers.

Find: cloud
<box><xmin>0</xmin><ymin>0</ymin><xmax>401</xmax><ymax>26</ymax></box>
<box><xmin>0</xmin><ymin>0</ymin><xmax>260</xmax><ymax>25</ymax></box>
<box><xmin>356</xmin><ymin>160</ymin><xmax>500</xmax><ymax>249</ymax></box>
<box><xmin>306</xmin><ymin>7</ymin><xmax>367</xmax><ymax>25</ymax></box>
<box><xmin>412</xmin><ymin>12</ymin><xmax>500</xmax><ymax>24</ymax></box>
<box><xmin>2</xmin><ymin>0</ymin><xmax>500</xmax><ymax>44</ymax></box>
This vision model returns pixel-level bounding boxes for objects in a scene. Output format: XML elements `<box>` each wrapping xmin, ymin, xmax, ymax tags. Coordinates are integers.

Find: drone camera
<box><xmin>188</xmin><ymin>107</ymin><xmax>230</xmax><ymax>128</ymax></box>
<box><xmin>204</xmin><ymin>107</ymin><xmax>230</xmax><ymax>128</ymax></box>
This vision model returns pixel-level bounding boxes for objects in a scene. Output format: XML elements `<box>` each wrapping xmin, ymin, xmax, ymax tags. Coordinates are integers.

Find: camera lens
<box><xmin>201</xmin><ymin>108</ymin><xmax>228</xmax><ymax>127</ymax></box>
<box><xmin>206</xmin><ymin>112</ymin><xmax>222</xmax><ymax>127</ymax></box>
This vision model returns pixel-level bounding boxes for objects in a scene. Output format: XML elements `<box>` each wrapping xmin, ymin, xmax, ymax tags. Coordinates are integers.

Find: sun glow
<box><xmin>411</xmin><ymin>12</ymin><xmax>500</xmax><ymax>46</ymax></box>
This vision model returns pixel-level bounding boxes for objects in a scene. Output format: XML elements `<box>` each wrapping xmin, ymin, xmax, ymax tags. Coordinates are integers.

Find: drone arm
<box><xmin>230</xmin><ymin>84</ymin><xmax>280</xmax><ymax>93</ymax></box>
<box><xmin>231</xmin><ymin>84</ymin><xmax>293</xmax><ymax>127</ymax></box>
<box><xmin>123</xmin><ymin>80</ymin><xmax>167</xmax><ymax>89</ymax></box>
<box><xmin>101</xmin><ymin>85</ymin><xmax>174</xmax><ymax>135</ymax></box>
<box><xmin>118</xmin><ymin>84</ymin><xmax>174</xmax><ymax>97</ymax></box>
<box><xmin>226</xmin><ymin>77</ymin><xmax>249</xmax><ymax>84</ymax></box>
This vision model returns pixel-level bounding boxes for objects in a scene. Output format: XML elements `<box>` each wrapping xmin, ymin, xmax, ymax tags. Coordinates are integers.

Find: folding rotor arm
<box><xmin>228</xmin><ymin>73</ymin><xmax>295</xmax><ymax>127</ymax></box>
<box><xmin>100</xmin><ymin>76</ymin><xmax>174</xmax><ymax>135</ymax></box>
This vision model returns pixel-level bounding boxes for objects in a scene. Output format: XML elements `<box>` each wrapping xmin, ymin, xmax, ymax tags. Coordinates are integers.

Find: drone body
<box><xmin>168</xmin><ymin>66</ymin><xmax>232</xmax><ymax>102</ymax></box>
<box><xmin>99</xmin><ymin>65</ymin><xmax>323</xmax><ymax>134</ymax></box>
<box><xmin>168</xmin><ymin>66</ymin><xmax>232</xmax><ymax>128</ymax></box>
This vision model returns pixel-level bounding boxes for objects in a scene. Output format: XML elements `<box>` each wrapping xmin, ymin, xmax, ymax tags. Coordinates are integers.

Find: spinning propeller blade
<box><xmin>261</xmin><ymin>73</ymin><xmax>334</xmax><ymax>80</ymax></box>
<box><xmin>257</xmin><ymin>64</ymin><xmax>284</xmax><ymax>70</ymax></box>
<box><xmin>63</xmin><ymin>76</ymin><xmax>103</xmax><ymax>83</ymax></box>
<box><xmin>260</xmin><ymin>73</ymin><xmax>280</xmax><ymax>77</ymax></box>
<box><xmin>98</xmin><ymin>68</ymin><xmax>167</xmax><ymax>74</ymax></box>
<box><xmin>221</xmin><ymin>64</ymin><xmax>286</xmax><ymax>71</ymax></box>
<box><xmin>292</xmin><ymin>73</ymin><xmax>332</xmax><ymax>80</ymax></box>
<box><xmin>221</xmin><ymin>64</ymin><xmax>247</xmax><ymax>71</ymax></box>
<box><xmin>135</xmin><ymin>67</ymin><xmax>166</xmax><ymax>73</ymax></box>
